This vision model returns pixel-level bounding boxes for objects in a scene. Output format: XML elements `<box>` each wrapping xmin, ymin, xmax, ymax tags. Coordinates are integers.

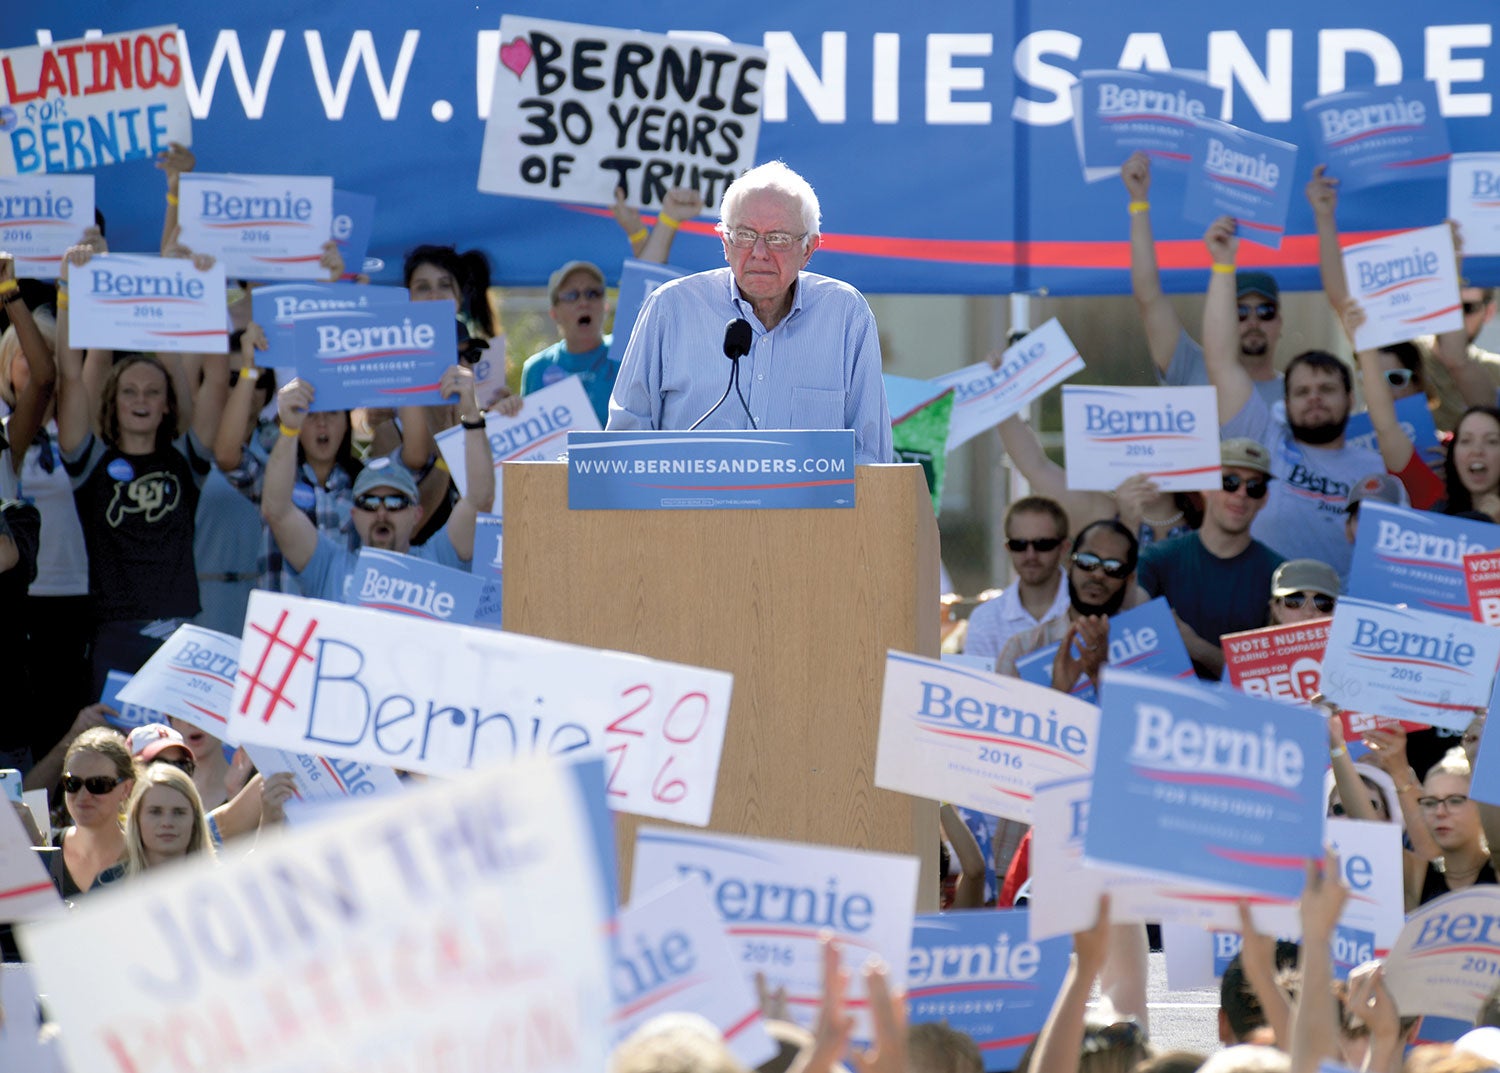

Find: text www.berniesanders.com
<box><xmin>575</xmin><ymin>457</ymin><xmax>849</xmax><ymax>476</ymax></box>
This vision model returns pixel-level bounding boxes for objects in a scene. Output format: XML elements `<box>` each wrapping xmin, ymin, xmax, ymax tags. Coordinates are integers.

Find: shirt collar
<box><xmin>725</xmin><ymin>268</ymin><xmax>805</xmax><ymax>328</ymax></box>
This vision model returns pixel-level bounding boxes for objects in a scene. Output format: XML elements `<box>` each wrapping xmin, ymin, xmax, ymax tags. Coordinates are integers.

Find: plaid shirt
<box><xmin>225</xmin><ymin>433</ymin><xmax>357</xmax><ymax>594</ymax></box>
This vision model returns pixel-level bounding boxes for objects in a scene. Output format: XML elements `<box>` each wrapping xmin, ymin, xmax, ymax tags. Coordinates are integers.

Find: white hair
<box><xmin>1197</xmin><ymin>1045</ymin><xmax>1291</xmax><ymax>1073</ymax></box>
<box><xmin>719</xmin><ymin>160</ymin><xmax>821</xmax><ymax>239</ymax></box>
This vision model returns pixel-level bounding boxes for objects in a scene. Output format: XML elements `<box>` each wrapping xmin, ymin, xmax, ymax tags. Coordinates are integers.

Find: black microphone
<box><xmin>689</xmin><ymin>318</ymin><xmax>758</xmax><ymax>430</ymax></box>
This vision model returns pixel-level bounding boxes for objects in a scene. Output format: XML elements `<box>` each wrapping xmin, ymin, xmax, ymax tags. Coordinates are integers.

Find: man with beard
<box><xmin>1135</xmin><ymin>438</ymin><xmax>1284</xmax><ymax>679</ymax></box>
<box><xmin>1203</xmin><ymin>216</ymin><xmax>1380</xmax><ymax>581</ymax></box>
<box><xmin>994</xmin><ymin>519</ymin><xmax>1147</xmax><ymax>690</ymax></box>
<box><xmin>261</xmin><ymin>367</ymin><xmax>494</xmax><ymax>602</ymax></box>
<box><xmin>963</xmin><ymin>496</ymin><xmax>1072</xmax><ymax>664</ymax></box>
<box><xmin>1122</xmin><ymin>152</ymin><xmax>1284</xmax><ymax>406</ymax></box>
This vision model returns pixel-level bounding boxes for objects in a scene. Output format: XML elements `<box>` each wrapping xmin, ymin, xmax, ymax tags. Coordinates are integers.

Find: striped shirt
<box><xmin>607</xmin><ymin>267</ymin><xmax>894</xmax><ymax>463</ymax></box>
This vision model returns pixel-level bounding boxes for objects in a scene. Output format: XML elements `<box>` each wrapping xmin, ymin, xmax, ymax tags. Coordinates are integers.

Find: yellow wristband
<box><xmin>166</xmin><ymin>193</ymin><xmax>179</xmax><ymax>206</ymax></box>
<box><xmin>0</xmin><ymin>279</ymin><xmax>17</xmax><ymax>295</ymax></box>
<box><xmin>1128</xmin><ymin>201</ymin><xmax>1150</xmax><ymax>214</ymax></box>
<box><xmin>1211</xmin><ymin>263</ymin><xmax>1235</xmax><ymax>275</ymax></box>
<box><xmin>239</xmin><ymin>367</ymin><xmax>257</xmax><ymax>379</ymax></box>
<box><xmin>435</xmin><ymin>456</ymin><xmax>450</xmax><ymax>472</ymax></box>
<box><xmin>279</xmin><ymin>421</ymin><xmax>299</xmax><ymax>438</ymax></box>
<box><xmin>56</xmin><ymin>292</ymin><xmax>69</xmax><ymax>309</ymax></box>
<box><xmin>628</xmin><ymin>227</ymin><xmax>647</xmax><ymax>244</ymax></box>
<box><xmin>658</xmin><ymin>213</ymin><xmax>680</xmax><ymax>230</ymax></box>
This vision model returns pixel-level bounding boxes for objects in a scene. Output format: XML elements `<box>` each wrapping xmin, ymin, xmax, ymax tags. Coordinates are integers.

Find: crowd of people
<box><xmin>2</xmin><ymin>134</ymin><xmax>1500</xmax><ymax>1073</ymax></box>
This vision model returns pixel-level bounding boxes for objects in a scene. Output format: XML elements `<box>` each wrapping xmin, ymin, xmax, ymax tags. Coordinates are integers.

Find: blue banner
<box><xmin>292</xmin><ymin>299</ymin><xmax>456</xmax><ymax>410</ymax></box>
<box><xmin>567</xmin><ymin>429</ymin><xmax>856</xmax><ymax>509</ymax></box>
<box><xmin>907</xmin><ymin>909</ymin><xmax>1070</xmax><ymax>1071</ymax></box>
<box><xmin>9</xmin><ymin>4</ymin><xmax>1499</xmax><ymax>297</ymax></box>
<box><xmin>1346</xmin><ymin>500</ymin><xmax>1500</xmax><ymax>618</ymax></box>
<box><xmin>1182</xmin><ymin>121</ymin><xmax>1298</xmax><ymax>248</ymax></box>
<box><xmin>1014</xmin><ymin>596</ymin><xmax>1193</xmax><ymax>702</ymax></box>
<box><xmin>1304</xmin><ymin>80</ymin><xmax>1451</xmax><ymax>192</ymax></box>
<box><xmin>1085</xmin><ymin>669</ymin><xmax>1325</xmax><ymax>898</ymax></box>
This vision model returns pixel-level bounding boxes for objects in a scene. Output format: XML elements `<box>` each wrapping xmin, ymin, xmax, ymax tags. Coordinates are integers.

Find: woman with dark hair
<box><xmin>55</xmin><ymin>240</ymin><xmax>229</xmax><ymax>694</ymax></box>
<box><xmin>403</xmin><ymin>243</ymin><xmax>496</xmax><ymax>339</ymax></box>
<box><xmin>1441</xmin><ymin>406</ymin><xmax>1500</xmax><ymax>521</ymax></box>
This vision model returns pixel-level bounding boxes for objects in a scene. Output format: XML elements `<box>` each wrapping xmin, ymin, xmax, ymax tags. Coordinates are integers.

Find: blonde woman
<box><xmin>96</xmin><ymin>763</ymin><xmax>217</xmax><ymax>886</ymax></box>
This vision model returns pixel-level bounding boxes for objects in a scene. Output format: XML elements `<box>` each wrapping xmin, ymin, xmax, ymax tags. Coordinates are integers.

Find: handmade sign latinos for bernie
<box><xmin>929</xmin><ymin>318</ymin><xmax>1084</xmax><ymax>453</ymax></box>
<box><xmin>1084</xmin><ymin>670</ymin><xmax>1326</xmax><ymax>899</ymax></box>
<box><xmin>907</xmin><ymin>909</ymin><xmax>1070</xmax><ymax>1072</ymax></box>
<box><xmin>479</xmin><ymin>17</ymin><xmax>767</xmax><ymax>210</ymax></box>
<box><xmin>1061</xmin><ymin>385</ymin><xmax>1221</xmax><ymax>492</ymax></box>
<box><xmin>0</xmin><ymin>174</ymin><xmax>93</xmax><ymax>278</ymax></box>
<box><xmin>0</xmin><ymin>26</ymin><xmax>192</xmax><ymax>175</ymax></box>
<box><xmin>876</xmin><ymin>651</ymin><xmax>1098</xmax><ymax>823</ymax></box>
<box><xmin>17</xmin><ymin>756</ymin><xmax>614</xmax><ymax>1073</ymax></box>
<box><xmin>177</xmin><ymin>172</ymin><xmax>334</xmax><ymax>281</ymax></box>
<box><xmin>229</xmin><ymin>591</ymin><xmax>732</xmax><ymax>826</ymax></box>
<box><xmin>631</xmin><ymin>827</ymin><xmax>919</xmax><ymax>1043</ymax></box>
<box><xmin>67</xmin><ymin>252</ymin><xmax>228</xmax><ymax>354</ymax></box>
<box><xmin>1341</xmin><ymin>224</ymin><xmax>1463</xmax><ymax>352</ymax></box>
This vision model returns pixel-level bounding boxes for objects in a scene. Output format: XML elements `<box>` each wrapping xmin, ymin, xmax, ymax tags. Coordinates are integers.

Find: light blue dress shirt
<box><xmin>607</xmin><ymin>267</ymin><xmax>894</xmax><ymax>463</ymax></box>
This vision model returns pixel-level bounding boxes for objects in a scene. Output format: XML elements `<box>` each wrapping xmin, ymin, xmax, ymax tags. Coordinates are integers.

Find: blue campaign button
<box><xmin>107</xmin><ymin>457</ymin><xmax>135</xmax><ymax>481</ymax></box>
<box><xmin>291</xmin><ymin>482</ymin><xmax>316</xmax><ymax>510</ymax></box>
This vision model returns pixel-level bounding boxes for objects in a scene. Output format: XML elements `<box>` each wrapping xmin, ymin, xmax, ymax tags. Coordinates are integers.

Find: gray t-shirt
<box><xmin>1162</xmin><ymin>328</ymin><xmax>1284</xmax><ymax>409</ymax></box>
<box><xmin>1221</xmin><ymin>392</ymin><xmax>1383</xmax><ymax>581</ymax></box>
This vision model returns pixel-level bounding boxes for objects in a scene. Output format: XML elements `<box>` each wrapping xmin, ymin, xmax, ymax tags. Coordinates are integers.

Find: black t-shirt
<box><xmin>65</xmin><ymin>432</ymin><xmax>210</xmax><ymax>622</ymax></box>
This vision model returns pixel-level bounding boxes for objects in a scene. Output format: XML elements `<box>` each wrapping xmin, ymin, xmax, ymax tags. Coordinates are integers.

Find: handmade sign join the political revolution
<box><xmin>1062</xmin><ymin>385</ymin><xmax>1221</xmax><ymax>492</ymax></box>
<box><xmin>229</xmin><ymin>591</ymin><xmax>732</xmax><ymax>827</ymax></box>
<box><xmin>0</xmin><ymin>175</ymin><xmax>93</xmax><ymax>278</ymax></box>
<box><xmin>929</xmin><ymin>319</ymin><xmax>1085</xmax><ymax>453</ymax></box>
<box><xmin>1347</xmin><ymin>501</ymin><xmax>1500</xmax><ymax>619</ymax></box>
<box><xmin>0</xmin><ymin>26</ymin><xmax>192</xmax><ymax>175</ymax></box>
<box><xmin>1084</xmin><ymin>670</ymin><xmax>1326</xmax><ymax>899</ymax></box>
<box><xmin>876</xmin><ymin>651</ymin><xmax>1098</xmax><ymax>823</ymax></box>
<box><xmin>1320</xmin><ymin>595</ymin><xmax>1500</xmax><ymax>732</ymax></box>
<box><xmin>18</xmin><ymin>756</ymin><xmax>615</xmax><ymax>1073</ymax></box>
<box><xmin>67</xmin><ymin>252</ymin><xmax>228</xmax><ymax>354</ymax></box>
<box><xmin>479</xmin><ymin>17</ymin><xmax>767</xmax><ymax>210</ymax></box>
<box><xmin>177</xmin><ymin>173</ymin><xmax>335</xmax><ymax>282</ymax></box>
<box><xmin>1342</xmin><ymin>224</ymin><xmax>1463</xmax><ymax>352</ymax></box>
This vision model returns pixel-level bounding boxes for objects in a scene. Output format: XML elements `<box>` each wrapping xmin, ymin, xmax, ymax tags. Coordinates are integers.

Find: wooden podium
<box><xmin>503</xmin><ymin>462</ymin><xmax>941</xmax><ymax>909</ymax></box>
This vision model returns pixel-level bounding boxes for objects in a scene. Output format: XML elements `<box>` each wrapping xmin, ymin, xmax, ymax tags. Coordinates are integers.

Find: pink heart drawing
<box><xmin>499</xmin><ymin>37</ymin><xmax>532</xmax><ymax>79</ymax></box>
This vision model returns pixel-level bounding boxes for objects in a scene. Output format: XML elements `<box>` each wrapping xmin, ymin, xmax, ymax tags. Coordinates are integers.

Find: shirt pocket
<box><xmin>790</xmin><ymin>386</ymin><xmax>843</xmax><ymax>430</ymax></box>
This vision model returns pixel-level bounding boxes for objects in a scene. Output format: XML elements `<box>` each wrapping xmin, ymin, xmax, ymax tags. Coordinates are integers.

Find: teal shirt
<box><xmin>520</xmin><ymin>335</ymin><xmax>615</xmax><ymax>425</ymax></box>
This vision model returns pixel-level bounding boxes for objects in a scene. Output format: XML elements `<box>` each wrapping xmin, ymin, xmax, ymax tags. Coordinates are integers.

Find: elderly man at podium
<box><xmin>606</xmin><ymin>162</ymin><xmax>894</xmax><ymax>464</ymax></box>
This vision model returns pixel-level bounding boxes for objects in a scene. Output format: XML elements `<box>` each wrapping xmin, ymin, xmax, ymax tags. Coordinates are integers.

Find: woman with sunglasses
<box><xmin>1266</xmin><ymin>559</ymin><xmax>1338</xmax><ymax>626</ymax></box>
<box><xmin>46</xmin><ymin>727</ymin><xmax>136</xmax><ymax>898</ymax></box>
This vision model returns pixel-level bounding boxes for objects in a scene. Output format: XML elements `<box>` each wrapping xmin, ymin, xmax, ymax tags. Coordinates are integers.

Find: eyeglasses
<box><xmin>353</xmin><ymin>493</ymin><xmax>413</xmax><ymax>512</ymax></box>
<box><xmin>1238</xmin><ymin>302</ymin><xmax>1279</xmax><ymax>322</ymax></box>
<box><xmin>1279</xmin><ymin>591</ymin><xmax>1335</xmax><ymax>612</ymax></box>
<box><xmin>1071</xmin><ymin>551</ymin><xmax>1131</xmax><ymax>580</ymax></box>
<box><xmin>718</xmin><ymin>226</ymin><xmax>809</xmax><ymax>252</ymax></box>
<box><xmin>62</xmin><ymin>774</ymin><xmax>127</xmax><ymax>796</ymax></box>
<box><xmin>1221</xmin><ymin>473</ymin><xmax>1270</xmax><ymax>499</ymax></box>
<box><xmin>1418</xmin><ymin>793</ymin><xmax>1470</xmax><ymax>812</ymax></box>
<box><xmin>1081</xmin><ymin>1021</ymin><xmax>1145</xmax><ymax>1057</ymax></box>
<box><xmin>1006</xmin><ymin>537</ymin><xmax>1064</xmax><ymax>553</ymax></box>
<box><xmin>1384</xmin><ymin>368</ymin><xmax>1416</xmax><ymax>389</ymax></box>
<box><xmin>555</xmin><ymin>287</ymin><xmax>604</xmax><ymax>304</ymax></box>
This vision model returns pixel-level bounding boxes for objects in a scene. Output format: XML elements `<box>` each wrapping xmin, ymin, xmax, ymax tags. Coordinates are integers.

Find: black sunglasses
<box><xmin>1237</xmin><ymin>302</ymin><xmax>1278</xmax><ymax>322</ymax></box>
<box><xmin>62</xmin><ymin>774</ymin><xmax>126</xmax><ymax>795</ymax></box>
<box><xmin>353</xmin><ymin>493</ymin><xmax>413</xmax><ymax>512</ymax></box>
<box><xmin>1222</xmin><ymin>473</ymin><xmax>1269</xmax><ymax>499</ymax></box>
<box><xmin>1007</xmin><ymin>537</ymin><xmax>1064</xmax><ymax>553</ymax></box>
<box><xmin>1464</xmin><ymin>301</ymin><xmax>1488</xmax><ymax>316</ymax></box>
<box><xmin>1072</xmin><ymin>551</ymin><xmax>1131</xmax><ymax>580</ymax></box>
<box><xmin>1279</xmin><ymin>591</ymin><xmax>1335</xmax><ymax>612</ymax></box>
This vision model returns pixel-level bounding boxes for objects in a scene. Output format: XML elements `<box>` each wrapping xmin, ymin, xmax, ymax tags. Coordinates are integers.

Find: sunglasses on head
<box><xmin>353</xmin><ymin>493</ymin><xmax>413</xmax><ymax>512</ymax></box>
<box><xmin>62</xmin><ymin>774</ymin><xmax>126</xmax><ymax>796</ymax></box>
<box><xmin>155</xmin><ymin>755</ymin><xmax>196</xmax><ymax>777</ymax></box>
<box><xmin>1071</xmin><ymin>551</ymin><xmax>1131</xmax><ymax>579</ymax></box>
<box><xmin>1384</xmin><ymin>368</ymin><xmax>1416</xmax><ymax>389</ymax></box>
<box><xmin>1279</xmin><ymin>591</ymin><xmax>1335</xmax><ymax>612</ymax></box>
<box><xmin>555</xmin><ymin>287</ymin><xmax>604</xmax><ymax>304</ymax></box>
<box><xmin>1006</xmin><ymin>537</ymin><xmax>1063</xmax><ymax>553</ymax></box>
<box><xmin>1221</xmin><ymin>473</ymin><xmax>1269</xmax><ymax>499</ymax></box>
<box><xmin>1237</xmin><ymin>302</ymin><xmax>1278</xmax><ymax>323</ymax></box>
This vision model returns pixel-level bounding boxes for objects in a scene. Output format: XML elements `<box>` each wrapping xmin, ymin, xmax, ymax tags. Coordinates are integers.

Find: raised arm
<box><xmin>939</xmin><ymin>803</ymin><xmax>988</xmax><ymax>909</ymax></box>
<box><xmin>1033</xmin><ymin>895</ymin><xmax>1112</xmax><ymax>1073</ymax></box>
<box><xmin>611</xmin><ymin>186</ymin><xmax>650</xmax><ymax>258</ymax></box>
<box><xmin>1238</xmin><ymin>901</ymin><xmax>1294</xmax><ymax>1047</ymax></box>
<box><xmin>54</xmin><ymin>246</ymin><xmax>93</xmax><ymax>453</ymax></box>
<box><xmin>1290</xmin><ymin>851</ymin><xmax>1348</xmax><ymax>1073</ymax></box>
<box><xmin>156</xmin><ymin>141</ymin><xmax>195</xmax><ymax>255</ymax></box>
<box><xmin>1122</xmin><ymin>152</ymin><xmax>1187</xmax><ymax>373</ymax></box>
<box><xmin>1307</xmin><ymin>165</ymin><xmax>1350</xmax><ymax>313</ymax></box>
<box><xmin>214</xmin><ymin>324</ymin><xmax>269</xmax><ymax>472</ymax></box>
<box><xmin>261</xmin><ymin>379</ymin><xmax>321</xmax><ymax>572</ymax></box>
<box><xmin>639</xmin><ymin>187</ymin><xmax>704</xmax><ymax>264</ymax></box>
<box><xmin>1</xmin><ymin>255</ymin><xmax>56</xmax><ymax>469</ymax></box>
<box><xmin>996</xmin><ymin>413</ymin><xmax>1117</xmax><ymax>535</ymax></box>
<box><xmin>439</xmin><ymin>363</ymin><xmax>494</xmax><ymax>561</ymax></box>
<box><xmin>1203</xmin><ymin>216</ymin><xmax>1253</xmax><ymax>423</ymax></box>
<box><xmin>1434</xmin><ymin>222</ymin><xmax>1497</xmax><ymax>409</ymax></box>
<box><xmin>1343</xmin><ymin>302</ymin><xmax>1415</xmax><ymax>472</ymax></box>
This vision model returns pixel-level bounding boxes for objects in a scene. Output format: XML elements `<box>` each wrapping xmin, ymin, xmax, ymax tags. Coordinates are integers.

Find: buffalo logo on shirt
<box><xmin>106</xmin><ymin>470</ymin><xmax>180</xmax><ymax>527</ymax></box>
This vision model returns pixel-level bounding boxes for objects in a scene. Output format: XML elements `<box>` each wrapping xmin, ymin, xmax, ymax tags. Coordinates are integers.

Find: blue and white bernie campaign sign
<box><xmin>1014</xmin><ymin>596</ymin><xmax>1192</xmax><ymax>703</ymax></box>
<box><xmin>1062</xmin><ymin>385</ymin><xmax>1220</xmax><ymax>492</ymax></box>
<box><xmin>1303</xmin><ymin>79</ymin><xmax>1451</xmax><ymax>193</ymax></box>
<box><xmin>1347</xmin><ymin>501</ymin><xmax>1500</xmax><ymax>619</ymax></box>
